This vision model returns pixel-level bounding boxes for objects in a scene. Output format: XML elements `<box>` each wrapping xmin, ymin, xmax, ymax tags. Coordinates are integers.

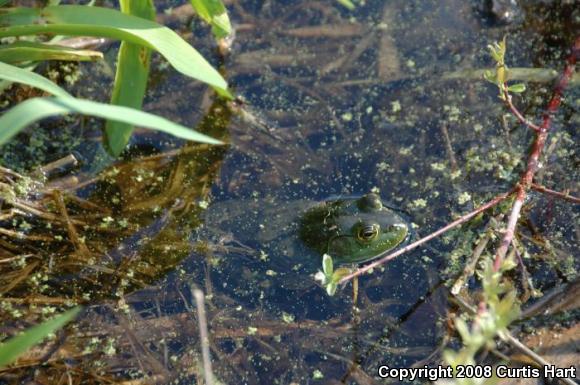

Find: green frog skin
<box><xmin>299</xmin><ymin>193</ymin><xmax>409</xmax><ymax>265</ymax></box>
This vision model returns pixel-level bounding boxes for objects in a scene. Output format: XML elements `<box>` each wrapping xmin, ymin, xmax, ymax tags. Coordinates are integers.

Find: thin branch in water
<box><xmin>451</xmin><ymin>224</ymin><xmax>494</xmax><ymax>295</ymax></box>
<box><xmin>511</xmin><ymin>238</ymin><xmax>534</xmax><ymax>302</ymax></box>
<box><xmin>440</xmin><ymin>124</ymin><xmax>459</xmax><ymax>173</ymax></box>
<box><xmin>501</xmin><ymin>86</ymin><xmax>541</xmax><ymax>132</ymax></box>
<box><xmin>531</xmin><ymin>183</ymin><xmax>580</xmax><ymax>204</ymax></box>
<box><xmin>191</xmin><ymin>287</ymin><xmax>215</xmax><ymax>385</ymax></box>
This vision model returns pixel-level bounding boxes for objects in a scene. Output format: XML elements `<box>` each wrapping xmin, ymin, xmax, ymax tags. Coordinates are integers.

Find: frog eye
<box><xmin>356</xmin><ymin>223</ymin><xmax>380</xmax><ymax>242</ymax></box>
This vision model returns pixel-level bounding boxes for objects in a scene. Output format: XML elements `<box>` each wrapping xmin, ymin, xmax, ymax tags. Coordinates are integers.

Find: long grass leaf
<box><xmin>0</xmin><ymin>61</ymin><xmax>71</xmax><ymax>97</ymax></box>
<box><xmin>190</xmin><ymin>0</ymin><xmax>231</xmax><ymax>39</ymax></box>
<box><xmin>0</xmin><ymin>41</ymin><xmax>102</xmax><ymax>63</ymax></box>
<box><xmin>0</xmin><ymin>5</ymin><xmax>230</xmax><ymax>96</ymax></box>
<box><xmin>0</xmin><ymin>96</ymin><xmax>223</xmax><ymax>146</ymax></box>
<box><xmin>0</xmin><ymin>307</ymin><xmax>81</xmax><ymax>368</ymax></box>
<box><xmin>105</xmin><ymin>0</ymin><xmax>155</xmax><ymax>156</ymax></box>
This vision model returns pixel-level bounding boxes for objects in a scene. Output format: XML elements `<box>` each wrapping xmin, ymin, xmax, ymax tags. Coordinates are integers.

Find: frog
<box><xmin>201</xmin><ymin>192</ymin><xmax>409</xmax><ymax>273</ymax></box>
<box><xmin>299</xmin><ymin>193</ymin><xmax>409</xmax><ymax>265</ymax></box>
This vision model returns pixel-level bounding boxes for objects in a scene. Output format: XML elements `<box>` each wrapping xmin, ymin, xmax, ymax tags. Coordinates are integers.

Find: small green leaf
<box><xmin>322</xmin><ymin>254</ymin><xmax>333</xmax><ymax>276</ymax></box>
<box><xmin>335</xmin><ymin>0</ymin><xmax>355</xmax><ymax>10</ymax></box>
<box><xmin>483</xmin><ymin>69</ymin><xmax>496</xmax><ymax>84</ymax></box>
<box><xmin>507</xmin><ymin>83</ymin><xmax>526</xmax><ymax>93</ymax></box>
<box><xmin>454</xmin><ymin>318</ymin><xmax>470</xmax><ymax>341</ymax></box>
<box><xmin>190</xmin><ymin>0</ymin><xmax>232</xmax><ymax>39</ymax></box>
<box><xmin>326</xmin><ymin>282</ymin><xmax>337</xmax><ymax>296</ymax></box>
<box><xmin>0</xmin><ymin>307</ymin><xmax>81</xmax><ymax>368</ymax></box>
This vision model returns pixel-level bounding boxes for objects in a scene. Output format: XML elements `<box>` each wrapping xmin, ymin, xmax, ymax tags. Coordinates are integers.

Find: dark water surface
<box><xmin>0</xmin><ymin>0</ymin><xmax>578</xmax><ymax>384</ymax></box>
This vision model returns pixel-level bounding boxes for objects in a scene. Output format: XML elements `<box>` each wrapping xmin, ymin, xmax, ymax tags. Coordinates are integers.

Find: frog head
<box><xmin>299</xmin><ymin>193</ymin><xmax>409</xmax><ymax>264</ymax></box>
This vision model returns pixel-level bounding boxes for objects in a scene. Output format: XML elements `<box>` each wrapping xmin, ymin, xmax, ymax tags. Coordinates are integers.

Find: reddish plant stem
<box><xmin>338</xmin><ymin>190</ymin><xmax>514</xmax><ymax>284</ymax></box>
<box><xmin>531</xmin><ymin>183</ymin><xmax>580</xmax><ymax>204</ymax></box>
<box><xmin>502</xmin><ymin>88</ymin><xmax>541</xmax><ymax>132</ymax></box>
<box><xmin>493</xmin><ymin>37</ymin><xmax>579</xmax><ymax>272</ymax></box>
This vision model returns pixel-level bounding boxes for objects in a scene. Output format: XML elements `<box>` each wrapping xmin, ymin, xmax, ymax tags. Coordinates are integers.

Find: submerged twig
<box><xmin>503</xmin><ymin>333</ymin><xmax>578</xmax><ymax>385</ymax></box>
<box><xmin>191</xmin><ymin>287</ymin><xmax>215</xmax><ymax>385</ymax></box>
<box><xmin>531</xmin><ymin>183</ymin><xmax>580</xmax><ymax>204</ymax></box>
<box><xmin>451</xmin><ymin>225</ymin><xmax>494</xmax><ymax>295</ymax></box>
<box><xmin>440</xmin><ymin>124</ymin><xmax>458</xmax><ymax>173</ymax></box>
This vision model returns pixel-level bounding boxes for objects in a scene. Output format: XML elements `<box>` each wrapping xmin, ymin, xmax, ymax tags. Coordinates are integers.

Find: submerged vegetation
<box><xmin>0</xmin><ymin>0</ymin><xmax>578</xmax><ymax>384</ymax></box>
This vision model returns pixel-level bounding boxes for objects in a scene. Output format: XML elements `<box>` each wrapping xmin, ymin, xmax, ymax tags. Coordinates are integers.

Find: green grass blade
<box><xmin>190</xmin><ymin>0</ymin><xmax>232</xmax><ymax>39</ymax></box>
<box><xmin>0</xmin><ymin>41</ymin><xmax>102</xmax><ymax>63</ymax></box>
<box><xmin>0</xmin><ymin>96</ymin><xmax>223</xmax><ymax>146</ymax></box>
<box><xmin>0</xmin><ymin>5</ymin><xmax>231</xmax><ymax>96</ymax></box>
<box><xmin>335</xmin><ymin>0</ymin><xmax>355</xmax><ymax>10</ymax></box>
<box><xmin>0</xmin><ymin>61</ymin><xmax>71</xmax><ymax>97</ymax></box>
<box><xmin>105</xmin><ymin>0</ymin><xmax>155</xmax><ymax>156</ymax></box>
<box><xmin>0</xmin><ymin>307</ymin><xmax>81</xmax><ymax>369</ymax></box>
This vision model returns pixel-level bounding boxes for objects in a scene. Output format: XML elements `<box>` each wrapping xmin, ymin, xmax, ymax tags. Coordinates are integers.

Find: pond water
<box><xmin>0</xmin><ymin>0</ymin><xmax>578</xmax><ymax>384</ymax></box>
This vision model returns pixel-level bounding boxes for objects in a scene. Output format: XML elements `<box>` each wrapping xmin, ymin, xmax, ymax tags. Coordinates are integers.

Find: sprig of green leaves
<box><xmin>483</xmin><ymin>37</ymin><xmax>526</xmax><ymax>99</ymax></box>
<box><xmin>314</xmin><ymin>254</ymin><xmax>352</xmax><ymax>296</ymax></box>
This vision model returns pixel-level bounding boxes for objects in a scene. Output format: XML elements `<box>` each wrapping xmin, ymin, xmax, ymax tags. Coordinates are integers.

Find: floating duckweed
<box><xmin>281</xmin><ymin>312</ymin><xmax>295</xmax><ymax>324</ymax></box>
<box><xmin>312</xmin><ymin>369</ymin><xmax>324</xmax><ymax>380</ymax></box>
<box><xmin>399</xmin><ymin>145</ymin><xmax>413</xmax><ymax>155</ymax></box>
<box><xmin>450</xmin><ymin>169</ymin><xmax>462</xmax><ymax>179</ymax></box>
<box><xmin>103</xmin><ymin>338</ymin><xmax>117</xmax><ymax>356</ymax></box>
<box><xmin>430</xmin><ymin>162</ymin><xmax>446</xmax><ymax>171</ymax></box>
<box><xmin>376</xmin><ymin>161</ymin><xmax>390</xmax><ymax>172</ymax></box>
<box><xmin>457</xmin><ymin>192</ymin><xmax>472</xmax><ymax>205</ymax></box>
<box><xmin>18</xmin><ymin>220</ymin><xmax>32</xmax><ymax>231</ymax></box>
<box><xmin>411</xmin><ymin>199</ymin><xmax>427</xmax><ymax>208</ymax></box>
<box><xmin>391</xmin><ymin>101</ymin><xmax>401</xmax><ymax>113</ymax></box>
<box><xmin>82</xmin><ymin>337</ymin><xmax>101</xmax><ymax>355</ymax></box>
<box><xmin>341</xmin><ymin>112</ymin><xmax>353</xmax><ymax>122</ymax></box>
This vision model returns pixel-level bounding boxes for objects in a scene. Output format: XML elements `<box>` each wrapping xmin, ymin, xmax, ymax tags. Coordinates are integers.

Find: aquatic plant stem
<box><xmin>192</xmin><ymin>288</ymin><xmax>214</xmax><ymax>385</ymax></box>
<box><xmin>501</xmin><ymin>88</ymin><xmax>541</xmax><ymax>132</ymax></box>
<box><xmin>492</xmin><ymin>36</ymin><xmax>578</xmax><ymax>272</ymax></box>
<box><xmin>338</xmin><ymin>190</ymin><xmax>514</xmax><ymax>284</ymax></box>
<box><xmin>530</xmin><ymin>183</ymin><xmax>580</xmax><ymax>204</ymax></box>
